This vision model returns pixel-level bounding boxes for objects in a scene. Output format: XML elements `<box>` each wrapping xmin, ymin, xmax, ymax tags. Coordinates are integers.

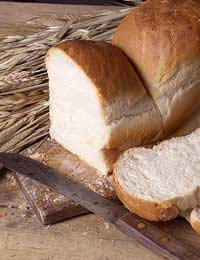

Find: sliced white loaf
<box><xmin>114</xmin><ymin>128</ymin><xmax>200</xmax><ymax>221</ymax></box>
<box><xmin>46</xmin><ymin>40</ymin><xmax>163</xmax><ymax>175</ymax></box>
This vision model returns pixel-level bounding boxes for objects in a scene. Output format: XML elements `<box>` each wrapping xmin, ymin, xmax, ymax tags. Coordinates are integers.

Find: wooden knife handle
<box><xmin>115</xmin><ymin>212</ymin><xmax>200</xmax><ymax>260</ymax></box>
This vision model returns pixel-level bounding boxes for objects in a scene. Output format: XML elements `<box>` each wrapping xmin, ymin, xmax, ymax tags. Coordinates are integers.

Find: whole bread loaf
<box><xmin>46</xmin><ymin>40</ymin><xmax>162</xmax><ymax>175</ymax></box>
<box><xmin>113</xmin><ymin>0</ymin><xmax>200</xmax><ymax>136</ymax></box>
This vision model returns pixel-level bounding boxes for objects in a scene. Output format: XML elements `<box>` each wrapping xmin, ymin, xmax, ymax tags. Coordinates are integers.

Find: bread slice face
<box><xmin>46</xmin><ymin>40</ymin><xmax>163</xmax><ymax>175</ymax></box>
<box><xmin>114</xmin><ymin>128</ymin><xmax>200</xmax><ymax>221</ymax></box>
<box><xmin>113</xmin><ymin>0</ymin><xmax>200</xmax><ymax>136</ymax></box>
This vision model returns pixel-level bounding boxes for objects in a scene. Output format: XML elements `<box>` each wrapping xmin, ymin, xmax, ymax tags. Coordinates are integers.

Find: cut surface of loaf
<box><xmin>46</xmin><ymin>40</ymin><xmax>163</xmax><ymax>175</ymax></box>
<box><xmin>114</xmin><ymin>128</ymin><xmax>200</xmax><ymax>221</ymax></box>
<box><xmin>113</xmin><ymin>0</ymin><xmax>200</xmax><ymax>136</ymax></box>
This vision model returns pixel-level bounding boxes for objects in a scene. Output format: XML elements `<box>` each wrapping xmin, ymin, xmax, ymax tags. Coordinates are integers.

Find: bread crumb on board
<box><xmin>104</xmin><ymin>222</ymin><xmax>110</xmax><ymax>229</ymax></box>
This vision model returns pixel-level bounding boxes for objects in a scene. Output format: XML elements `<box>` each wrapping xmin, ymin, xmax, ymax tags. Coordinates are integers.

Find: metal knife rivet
<box><xmin>160</xmin><ymin>237</ymin><xmax>169</xmax><ymax>244</ymax></box>
<box><xmin>137</xmin><ymin>222</ymin><xmax>146</xmax><ymax>229</ymax></box>
<box><xmin>184</xmin><ymin>251</ymin><xmax>193</xmax><ymax>257</ymax></box>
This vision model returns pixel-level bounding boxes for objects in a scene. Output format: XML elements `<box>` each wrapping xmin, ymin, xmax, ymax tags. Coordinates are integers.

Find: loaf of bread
<box><xmin>46</xmin><ymin>40</ymin><xmax>162</xmax><ymax>175</ymax></box>
<box><xmin>114</xmin><ymin>128</ymin><xmax>200</xmax><ymax>221</ymax></box>
<box><xmin>113</xmin><ymin>0</ymin><xmax>200</xmax><ymax>136</ymax></box>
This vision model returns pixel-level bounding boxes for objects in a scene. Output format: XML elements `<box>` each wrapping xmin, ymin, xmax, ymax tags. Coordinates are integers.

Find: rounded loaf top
<box><xmin>113</xmin><ymin>0</ymin><xmax>200</xmax><ymax>86</ymax></box>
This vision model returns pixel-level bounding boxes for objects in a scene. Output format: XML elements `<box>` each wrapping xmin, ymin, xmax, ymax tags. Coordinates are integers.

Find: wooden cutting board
<box><xmin>15</xmin><ymin>138</ymin><xmax>117</xmax><ymax>224</ymax></box>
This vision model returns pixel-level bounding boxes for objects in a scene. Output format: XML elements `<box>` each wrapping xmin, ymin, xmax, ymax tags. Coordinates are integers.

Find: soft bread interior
<box><xmin>47</xmin><ymin>49</ymin><xmax>111</xmax><ymax>174</ymax></box>
<box><xmin>114</xmin><ymin>128</ymin><xmax>200</xmax><ymax>212</ymax></box>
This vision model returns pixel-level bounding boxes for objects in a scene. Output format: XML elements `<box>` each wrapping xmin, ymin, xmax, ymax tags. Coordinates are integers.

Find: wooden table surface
<box><xmin>0</xmin><ymin>2</ymin><xmax>197</xmax><ymax>260</ymax></box>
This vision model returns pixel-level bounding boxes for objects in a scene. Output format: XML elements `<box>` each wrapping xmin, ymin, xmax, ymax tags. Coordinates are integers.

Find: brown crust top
<box><xmin>113</xmin><ymin>0</ymin><xmax>200</xmax><ymax>86</ymax></box>
<box><xmin>47</xmin><ymin>40</ymin><xmax>146</xmax><ymax>104</ymax></box>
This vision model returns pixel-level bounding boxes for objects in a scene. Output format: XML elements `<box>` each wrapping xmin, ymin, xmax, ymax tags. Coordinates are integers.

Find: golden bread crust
<box><xmin>113</xmin><ymin>0</ymin><xmax>200</xmax><ymax>86</ymax></box>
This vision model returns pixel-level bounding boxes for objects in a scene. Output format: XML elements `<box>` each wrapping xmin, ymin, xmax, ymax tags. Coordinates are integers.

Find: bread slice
<box><xmin>114</xmin><ymin>128</ymin><xmax>200</xmax><ymax>221</ymax></box>
<box><xmin>46</xmin><ymin>40</ymin><xmax>163</xmax><ymax>175</ymax></box>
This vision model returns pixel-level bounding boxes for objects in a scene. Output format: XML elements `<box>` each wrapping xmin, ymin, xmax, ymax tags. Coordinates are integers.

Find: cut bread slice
<box><xmin>46</xmin><ymin>40</ymin><xmax>163</xmax><ymax>175</ymax></box>
<box><xmin>114</xmin><ymin>128</ymin><xmax>200</xmax><ymax>221</ymax></box>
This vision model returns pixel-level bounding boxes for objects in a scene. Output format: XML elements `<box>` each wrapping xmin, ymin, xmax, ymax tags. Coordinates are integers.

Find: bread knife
<box><xmin>0</xmin><ymin>152</ymin><xmax>200</xmax><ymax>260</ymax></box>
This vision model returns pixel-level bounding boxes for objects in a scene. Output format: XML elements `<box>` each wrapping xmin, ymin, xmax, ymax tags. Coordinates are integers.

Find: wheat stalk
<box><xmin>0</xmin><ymin>1</ymin><xmax>144</xmax><ymax>153</ymax></box>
